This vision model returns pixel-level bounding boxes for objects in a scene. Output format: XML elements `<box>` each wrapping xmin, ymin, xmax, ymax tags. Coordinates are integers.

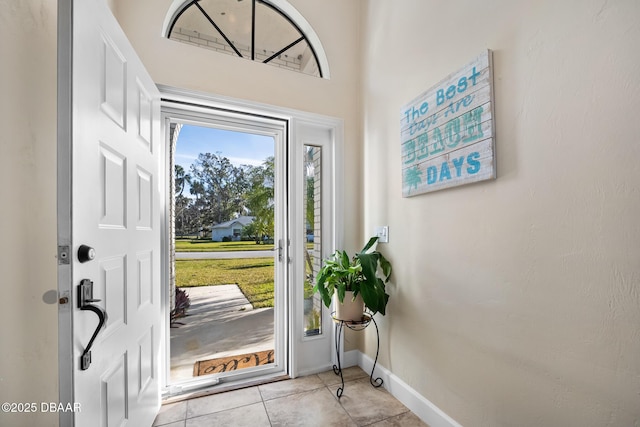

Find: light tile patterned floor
<box><xmin>154</xmin><ymin>367</ymin><xmax>429</xmax><ymax>427</ymax></box>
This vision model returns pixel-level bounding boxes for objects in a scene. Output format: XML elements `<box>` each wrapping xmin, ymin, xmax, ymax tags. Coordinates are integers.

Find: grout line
<box><xmin>261</xmin><ymin>399</ymin><xmax>274</xmax><ymax>427</ymax></box>
<box><xmin>331</xmin><ymin>385</ymin><xmax>360</xmax><ymax>426</ymax></box>
<box><xmin>185</xmin><ymin>399</ymin><xmax>265</xmax><ymax>423</ymax></box>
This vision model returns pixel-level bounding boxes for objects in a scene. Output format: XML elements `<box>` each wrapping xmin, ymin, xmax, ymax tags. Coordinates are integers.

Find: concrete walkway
<box><xmin>170</xmin><ymin>285</ymin><xmax>274</xmax><ymax>381</ymax></box>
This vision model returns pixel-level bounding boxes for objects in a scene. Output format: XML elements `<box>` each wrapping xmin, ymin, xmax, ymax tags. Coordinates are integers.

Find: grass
<box><xmin>175</xmin><ymin>258</ymin><xmax>274</xmax><ymax>308</ymax></box>
<box><xmin>175</xmin><ymin>239</ymin><xmax>275</xmax><ymax>252</ymax></box>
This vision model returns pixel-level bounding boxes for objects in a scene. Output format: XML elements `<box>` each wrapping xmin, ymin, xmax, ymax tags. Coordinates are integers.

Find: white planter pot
<box><xmin>334</xmin><ymin>291</ymin><xmax>364</xmax><ymax>322</ymax></box>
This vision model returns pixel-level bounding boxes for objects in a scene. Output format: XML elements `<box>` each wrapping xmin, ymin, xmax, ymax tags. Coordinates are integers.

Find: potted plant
<box><xmin>313</xmin><ymin>236</ymin><xmax>392</xmax><ymax>320</ymax></box>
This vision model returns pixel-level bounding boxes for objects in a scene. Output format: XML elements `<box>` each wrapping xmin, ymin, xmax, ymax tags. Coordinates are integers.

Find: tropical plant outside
<box><xmin>170</xmin><ymin>287</ymin><xmax>191</xmax><ymax>326</ymax></box>
<box><xmin>174</xmin><ymin>154</ymin><xmax>275</xmax><ymax>240</ymax></box>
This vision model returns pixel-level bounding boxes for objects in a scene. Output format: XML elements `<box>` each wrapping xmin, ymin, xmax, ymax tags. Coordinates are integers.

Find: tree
<box><xmin>174</xmin><ymin>164</ymin><xmax>191</xmax><ymax>197</ymax></box>
<box><xmin>189</xmin><ymin>153</ymin><xmax>249</xmax><ymax>229</ymax></box>
<box><xmin>173</xmin><ymin>152</ymin><xmax>275</xmax><ymax>239</ymax></box>
<box><xmin>174</xmin><ymin>165</ymin><xmax>192</xmax><ymax>236</ymax></box>
<box><xmin>245</xmin><ymin>156</ymin><xmax>275</xmax><ymax>243</ymax></box>
<box><xmin>304</xmin><ymin>146</ymin><xmax>316</xmax><ymax>235</ymax></box>
<box><xmin>175</xmin><ymin>194</ymin><xmax>192</xmax><ymax>236</ymax></box>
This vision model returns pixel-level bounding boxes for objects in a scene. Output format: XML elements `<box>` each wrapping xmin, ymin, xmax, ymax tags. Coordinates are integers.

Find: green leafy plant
<box><xmin>313</xmin><ymin>237</ymin><xmax>392</xmax><ymax>315</ymax></box>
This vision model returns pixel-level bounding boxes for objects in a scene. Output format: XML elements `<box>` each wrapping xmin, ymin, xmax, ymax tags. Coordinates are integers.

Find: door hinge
<box><xmin>58</xmin><ymin>245</ymin><xmax>71</xmax><ymax>265</ymax></box>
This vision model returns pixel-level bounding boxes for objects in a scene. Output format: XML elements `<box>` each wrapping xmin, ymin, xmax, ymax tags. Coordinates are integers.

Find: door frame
<box><xmin>157</xmin><ymin>85</ymin><xmax>344</xmax><ymax>390</ymax></box>
<box><xmin>58</xmin><ymin>70</ymin><xmax>344</xmax><ymax>415</ymax></box>
<box><xmin>57</xmin><ymin>2</ymin><xmax>74</xmax><ymax>425</ymax></box>
<box><xmin>160</xmin><ymin>102</ymin><xmax>289</xmax><ymax>394</ymax></box>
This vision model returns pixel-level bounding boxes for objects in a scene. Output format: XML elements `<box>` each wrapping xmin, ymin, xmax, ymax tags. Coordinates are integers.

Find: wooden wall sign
<box><xmin>401</xmin><ymin>50</ymin><xmax>496</xmax><ymax>196</ymax></box>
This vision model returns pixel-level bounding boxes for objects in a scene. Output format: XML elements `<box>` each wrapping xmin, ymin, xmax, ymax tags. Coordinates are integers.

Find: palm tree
<box><xmin>245</xmin><ymin>157</ymin><xmax>275</xmax><ymax>243</ymax></box>
<box><xmin>405</xmin><ymin>165</ymin><xmax>423</xmax><ymax>193</ymax></box>
<box><xmin>174</xmin><ymin>165</ymin><xmax>192</xmax><ymax>236</ymax></box>
<box><xmin>174</xmin><ymin>164</ymin><xmax>191</xmax><ymax>197</ymax></box>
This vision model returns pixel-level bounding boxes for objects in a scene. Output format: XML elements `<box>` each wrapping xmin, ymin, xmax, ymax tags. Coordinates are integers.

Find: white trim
<box><xmin>266</xmin><ymin>0</ymin><xmax>331</xmax><ymax>79</ymax></box>
<box><xmin>342</xmin><ymin>350</ymin><xmax>360</xmax><ymax>369</ymax></box>
<box><xmin>296</xmin><ymin>363</ymin><xmax>334</xmax><ymax>378</ymax></box>
<box><xmin>57</xmin><ymin>1</ymin><xmax>75</xmax><ymax>425</ymax></box>
<box><xmin>160</xmin><ymin>103</ymin><xmax>289</xmax><ymax>394</ymax></box>
<box><xmin>161</xmin><ymin>0</ymin><xmax>190</xmax><ymax>37</ymax></box>
<box><xmin>289</xmin><ymin>119</ymin><xmax>341</xmax><ymax>377</ymax></box>
<box><xmin>161</xmin><ymin>0</ymin><xmax>331</xmax><ymax>79</ymax></box>
<box><xmin>158</xmin><ymin>85</ymin><xmax>344</xmax><ymax>394</ymax></box>
<box><xmin>350</xmin><ymin>350</ymin><xmax>464</xmax><ymax>427</ymax></box>
<box><xmin>158</xmin><ymin>84</ymin><xmax>341</xmax><ymax>127</ymax></box>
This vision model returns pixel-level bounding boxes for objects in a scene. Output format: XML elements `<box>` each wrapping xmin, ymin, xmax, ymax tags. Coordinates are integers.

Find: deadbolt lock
<box><xmin>78</xmin><ymin>245</ymin><xmax>96</xmax><ymax>263</ymax></box>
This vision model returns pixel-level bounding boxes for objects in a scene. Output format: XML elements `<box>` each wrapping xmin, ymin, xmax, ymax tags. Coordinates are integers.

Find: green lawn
<box><xmin>175</xmin><ymin>258</ymin><xmax>274</xmax><ymax>308</ymax></box>
<box><xmin>175</xmin><ymin>239</ymin><xmax>275</xmax><ymax>252</ymax></box>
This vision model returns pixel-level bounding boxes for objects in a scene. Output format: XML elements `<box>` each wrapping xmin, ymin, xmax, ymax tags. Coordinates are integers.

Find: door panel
<box><xmin>291</xmin><ymin>120</ymin><xmax>336</xmax><ymax>376</ymax></box>
<box><xmin>99</xmin><ymin>256</ymin><xmax>126</xmax><ymax>339</ymax></box>
<box><xmin>58</xmin><ymin>0</ymin><xmax>163</xmax><ymax>425</ymax></box>
<box><xmin>161</xmin><ymin>107</ymin><xmax>288</xmax><ymax>392</ymax></box>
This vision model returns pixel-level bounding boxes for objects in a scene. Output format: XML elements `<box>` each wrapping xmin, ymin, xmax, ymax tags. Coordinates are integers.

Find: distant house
<box><xmin>211</xmin><ymin>216</ymin><xmax>255</xmax><ymax>242</ymax></box>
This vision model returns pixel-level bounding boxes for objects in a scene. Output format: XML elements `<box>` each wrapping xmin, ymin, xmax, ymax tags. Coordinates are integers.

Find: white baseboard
<box><xmin>347</xmin><ymin>350</ymin><xmax>463</xmax><ymax>427</ymax></box>
<box><xmin>297</xmin><ymin>363</ymin><xmax>335</xmax><ymax>378</ymax></box>
<box><xmin>342</xmin><ymin>350</ymin><xmax>360</xmax><ymax>368</ymax></box>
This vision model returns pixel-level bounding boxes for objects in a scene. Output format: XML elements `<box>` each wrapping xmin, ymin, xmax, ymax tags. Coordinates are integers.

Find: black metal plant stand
<box><xmin>332</xmin><ymin>312</ymin><xmax>383</xmax><ymax>398</ymax></box>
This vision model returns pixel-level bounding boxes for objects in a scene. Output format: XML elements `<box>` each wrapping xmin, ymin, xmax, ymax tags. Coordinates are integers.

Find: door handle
<box><xmin>275</xmin><ymin>239</ymin><xmax>283</xmax><ymax>262</ymax></box>
<box><xmin>77</xmin><ymin>279</ymin><xmax>107</xmax><ymax>370</ymax></box>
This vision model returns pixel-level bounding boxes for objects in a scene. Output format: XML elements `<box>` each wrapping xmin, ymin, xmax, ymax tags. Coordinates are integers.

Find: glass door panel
<box><xmin>303</xmin><ymin>145</ymin><xmax>323</xmax><ymax>337</ymax></box>
<box><xmin>161</xmin><ymin>105</ymin><xmax>288</xmax><ymax>395</ymax></box>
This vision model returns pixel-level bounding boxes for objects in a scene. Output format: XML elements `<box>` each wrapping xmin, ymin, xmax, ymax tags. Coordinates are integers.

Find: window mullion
<box><xmin>194</xmin><ymin>2</ymin><xmax>243</xmax><ymax>58</ymax></box>
<box><xmin>251</xmin><ymin>0</ymin><xmax>256</xmax><ymax>60</ymax></box>
<box><xmin>263</xmin><ymin>37</ymin><xmax>303</xmax><ymax>65</ymax></box>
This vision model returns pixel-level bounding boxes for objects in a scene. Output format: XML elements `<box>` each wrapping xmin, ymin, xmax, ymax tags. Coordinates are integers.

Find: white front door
<box><xmin>58</xmin><ymin>0</ymin><xmax>163</xmax><ymax>425</ymax></box>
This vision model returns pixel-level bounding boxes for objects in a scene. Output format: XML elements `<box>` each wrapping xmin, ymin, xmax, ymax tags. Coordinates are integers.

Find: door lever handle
<box><xmin>77</xmin><ymin>279</ymin><xmax>108</xmax><ymax>370</ymax></box>
<box><xmin>276</xmin><ymin>239</ymin><xmax>283</xmax><ymax>262</ymax></box>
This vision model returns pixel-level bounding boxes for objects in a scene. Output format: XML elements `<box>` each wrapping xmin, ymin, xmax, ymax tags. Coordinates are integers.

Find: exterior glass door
<box><xmin>162</xmin><ymin>105</ymin><xmax>288</xmax><ymax>395</ymax></box>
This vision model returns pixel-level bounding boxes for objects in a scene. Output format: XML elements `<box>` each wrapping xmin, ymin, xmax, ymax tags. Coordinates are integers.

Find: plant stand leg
<box><xmin>332</xmin><ymin>321</ymin><xmax>345</xmax><ymax>398</ymax></box>
<box><xmin>369</xmin><ymin>316</ymin><xmax>383</xmax><ymax>388</ymax></box>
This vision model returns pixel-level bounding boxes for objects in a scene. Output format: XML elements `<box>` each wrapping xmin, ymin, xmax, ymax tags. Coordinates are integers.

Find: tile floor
<box><xmin>154</xmin><ymin>366</ymin><xmax>429</xmax><ymax>426</ymax></box>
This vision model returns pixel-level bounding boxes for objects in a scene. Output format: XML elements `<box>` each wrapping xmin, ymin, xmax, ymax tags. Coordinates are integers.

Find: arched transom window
<box><xmin>163</xmin><ymin>0</ymin><xmax>329</xmax><ymax>78</ymax></box>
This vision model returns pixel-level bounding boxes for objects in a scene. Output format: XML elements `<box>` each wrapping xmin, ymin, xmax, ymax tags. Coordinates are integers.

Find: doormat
<box><xmin>194</xmin><ymin>350</ymin><xmax>274</xmax><ymax>376</ymax></box>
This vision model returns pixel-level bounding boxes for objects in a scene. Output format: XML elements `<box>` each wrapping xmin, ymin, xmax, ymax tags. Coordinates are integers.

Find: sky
<box><xmin>175</xmin><ymin>124</ymin><xmax>274</xmax><ymax>195</ymax></box>
<box><xmin>175</xmin><ymin>124</ymin><xmax>274</xmax><ymax>169</ymax></box>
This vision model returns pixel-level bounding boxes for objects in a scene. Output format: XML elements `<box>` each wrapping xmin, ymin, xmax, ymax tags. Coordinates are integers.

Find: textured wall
<box><xmin>360</xmin><ymin>0</ymin><xmax>640</xmax><ymax>425</ymax></box>
<box><xmin>0</xmin><ymin>1</ymin><xmax>59</xmax><ymax>426</ymax></box>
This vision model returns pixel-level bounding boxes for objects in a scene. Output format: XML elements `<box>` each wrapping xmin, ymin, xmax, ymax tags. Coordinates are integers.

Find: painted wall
<box><xmin>360</xmin><ymin>0</ymin><xmax>640</xmax><ymax>426</ymax></box>
<box><xmin>0</xmin><ymin>1</ymin><xmax>360</xmax><ymax>426</ymax></box>
<box><xmin>0</xmin><ymin>1</ymin><xmax>59</xmax><ymax>426</ymax></box>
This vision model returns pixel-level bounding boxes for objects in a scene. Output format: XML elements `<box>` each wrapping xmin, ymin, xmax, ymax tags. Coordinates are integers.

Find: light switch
<box><xmin>375</xmin><ymin>226</ymin><xmax>389</xmax><ymax>243</ymax></box>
